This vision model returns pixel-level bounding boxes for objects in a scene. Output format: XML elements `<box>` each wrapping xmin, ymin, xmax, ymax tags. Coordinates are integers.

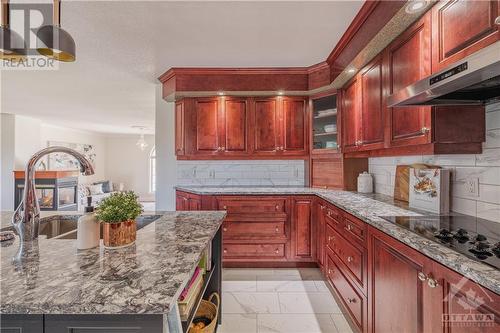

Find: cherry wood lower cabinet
<box><xmin>175</xmin><ymin>190</ymin><xmax>202</xmax><ymax>211</ymax></box>
<box><xmin>291</xmin><ymin>197</ymin><xmax>315</xmax><ymax>261</ymax></box>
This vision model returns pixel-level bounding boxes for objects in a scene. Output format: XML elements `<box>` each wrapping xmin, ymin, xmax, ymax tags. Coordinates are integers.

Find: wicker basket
<box><xmin>188</xmin><ymin>293</ymin><xmax>220</xmax><ymax>333</ymax></box>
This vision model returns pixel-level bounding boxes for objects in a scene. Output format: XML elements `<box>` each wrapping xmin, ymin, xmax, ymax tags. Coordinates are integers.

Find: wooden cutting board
<box><xmin>394</xmin><ymin>163</ymin><xmax>441</xmax><ymax>202</ymax></box>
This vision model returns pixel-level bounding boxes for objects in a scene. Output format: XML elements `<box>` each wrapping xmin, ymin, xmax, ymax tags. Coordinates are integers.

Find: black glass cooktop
<box><xmin>380</xmin><ymin>215</ymin><xmax>500</xmax><ymax>270</ymax></box>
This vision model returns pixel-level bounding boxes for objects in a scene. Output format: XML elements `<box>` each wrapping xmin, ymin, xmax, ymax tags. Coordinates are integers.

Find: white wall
<box><xmin>14</xmin><ymin>116</ymin><xmax>41</xmax><ymax>169</ymax></box>
<box><xmin>0</xmin><ymin>114</ymin><xmax>16</xmax><ymax>211</ymax></box>
<box><xmin>369</xmin><ymin>102</ymin><xmax>500</xmax><ymax>223</ymax></box>
<box><xmin>105</xmin><ymin>134</ymin><xmax>155</xmax><ymax>201</ymax></box>
<box><xmin>155</xmin><ymin>84</ymin><xmax>177</xmax><ymax>210</ymax></box>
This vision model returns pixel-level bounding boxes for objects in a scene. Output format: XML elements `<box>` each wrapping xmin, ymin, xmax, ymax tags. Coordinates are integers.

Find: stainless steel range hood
<box><xmin>387</xmin><ymin>41</ymin><xmax>500</xmax><ymax>107</ymax></box>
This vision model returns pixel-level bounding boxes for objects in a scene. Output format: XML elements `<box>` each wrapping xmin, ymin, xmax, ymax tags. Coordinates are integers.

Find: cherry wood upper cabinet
<box><xmin>282</xmin><ymin>97</ymin><xmax>308</xmax><ymax>155</ymax></box>
<box><xmin>252</xmin><ymin>98</ymin><xmax>280</xmax><ymax>154</ymax></box>
<box><xmin>221</xmin><ymin>98</ymin><xmax>248</xmax><ymax>155</ymax></box>
<box><xmin>195</xmin><ymin>98</ymin><xmax>221</xmax><ymax>154</ymax></box>
<box><xmin>431</xmin><ymin>0</ymin><xmax>500</xmax><ymax>73</ymax></box>
<box><xmin>383</xmin><ymin>13</ymin><xmax>432</xmax><ymax>148</ymax></box>
<box><xmin>360</xmin><ymin>56</ymin><xmax>384</xmax><ymax>151</ymax></box>
<box><xmin>175</xmin><ymin>101</ymin><xmax>185</xmax><ymax>156</ymax></box>
<box><xmin>341</xmin><ymin>76</ymin><xmax>361</xmax><ymax>152</ymax></box>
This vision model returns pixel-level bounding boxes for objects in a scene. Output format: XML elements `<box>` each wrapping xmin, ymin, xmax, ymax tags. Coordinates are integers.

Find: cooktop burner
<box><xmin>380</xmin><ymin>215</ymin><xmax>500</xmax><ymax>270</ymax></box>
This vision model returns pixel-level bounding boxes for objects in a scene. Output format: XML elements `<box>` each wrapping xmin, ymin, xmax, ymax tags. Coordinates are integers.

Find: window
<box><xmin>149</xmin><ymin>146</ymin><xmax>156</xmax><ymax>193</ymax></box>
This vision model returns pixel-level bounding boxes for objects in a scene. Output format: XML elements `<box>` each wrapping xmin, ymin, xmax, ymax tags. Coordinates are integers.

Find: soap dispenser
<box><xmin>77</xmin><ymin>196</ymin><xmax>100</xmax><ymax>250</ymax></box>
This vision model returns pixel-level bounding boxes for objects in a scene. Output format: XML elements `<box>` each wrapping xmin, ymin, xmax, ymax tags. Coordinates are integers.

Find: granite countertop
<box><xmin>176</xmin><ymin>186</ymin><xmax>500</xmax><ymax>294</ymax></box>
<box><xmin>0</xmin><ymin>211</ymin><xmax>226</xmax><ymax>315</ymax></box>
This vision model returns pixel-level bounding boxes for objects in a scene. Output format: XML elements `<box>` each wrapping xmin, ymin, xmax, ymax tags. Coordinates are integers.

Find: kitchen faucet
<box><xmin>12</xmin><ymin>147</ymin><xmax>95</xmax><ymax>241</ymax></box>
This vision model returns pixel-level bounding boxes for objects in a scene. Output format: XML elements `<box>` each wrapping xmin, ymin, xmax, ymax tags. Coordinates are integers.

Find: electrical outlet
<box><xmin>465</xmin><ymin>177</ymin><xmax>479</xmax><ymax>197</ymax></box>
<box><xmin>210</xmin><ymin>170</ymin><xmax>216</xmax><ymax>178</ymax></box>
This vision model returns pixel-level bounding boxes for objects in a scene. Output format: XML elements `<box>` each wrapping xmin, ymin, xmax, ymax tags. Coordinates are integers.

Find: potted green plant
<box><xmin>96</xmin><ymin>191</ymin><xmax>143</xmax><ymax>248</ymax></box>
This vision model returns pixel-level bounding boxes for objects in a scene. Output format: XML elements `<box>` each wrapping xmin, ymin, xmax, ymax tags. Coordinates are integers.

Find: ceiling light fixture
<box><xmin>217</xmin><ymin>91</ymin><xmax>224</xmax><ymax>96</ymax></box>
<box><xmin>132</xmin><ymin>126</ymin><xmax>149</xmax><ymax>151</ymax></box>
<box><xmin>0</xmin><ymin>0</ymin><xmax>27</xmax><ymax>61</ymax></box>
<box><xmin>277</xmin><ymin>90</ymin><xmax>284</xmax><ymax>96</ymax></box>
<box><xmin>347</xmin><ymin>67</ymin><xmax>356</xmax><ymax>74</ymax></box>
<box><xmin>37</xmin><ymin>0</ymin><xmax>76</xmax><ymax>62</ymax></box>
<box><xmin>405</xmin><ymin>0</ymin><xmax>428</xmax><ymax>14</ymax></box>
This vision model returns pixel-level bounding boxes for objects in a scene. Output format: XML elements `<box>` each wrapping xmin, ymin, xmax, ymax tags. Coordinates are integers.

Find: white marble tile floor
<box><xmin>218</xmin><ymin>268</ymin><xmax>353</xmax><ymax>333</ymax></box>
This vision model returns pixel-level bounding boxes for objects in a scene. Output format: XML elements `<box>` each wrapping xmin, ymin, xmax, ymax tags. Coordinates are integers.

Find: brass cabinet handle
<box><xmin>223</xmin><ymin>227</ymin><xmax>227</xmax><ymax>232</ymax></box>
<box><xmin>223</xmin><ymin>205</ymin><xmax>227</xmax><ymax>210</ymax></box>
<box><xmin>275</xmin><ymin>227</ymin><xmax>279</xmax><ymax>233</ymax></box>
<box><xmin>328</xmin><ymin>236</ymin><xmax>334</xmax><ymax>242</ymax></box>
<box><xmin>320</xmin><ymin>205</ymin><xmax>325</xmax><ymax>210</ymax></box>
<box><xmin>418</xmin><ymin>272</ymin><xmax>428</xmax><ymax>282</ymax></box>
<box><xmin>223</xmin><ymin>249</ymin><xmax>228</xmax><ymax>254</ymax></box>
<box><xmin>346</xmin><ymin>224</ymin><xmax>353</xmax><ymax>231</ymax></box>
<box><xmin>221</xmin><ymin>146</ymin><xmax>225</xmax><ymax>151</ymax></box>
<box><xmin>427</xmin><ymin>278</ymin><xmax>439</xmax><ymax>288</ymax></box>
<box><xmin>275</xmin><ymin>205</ymin><xmax>280</xmax><ymax>210</ymax></box>
<box><xmin>328</xmin><ymin>269</ymin><xmax>332</xmax><ymax>275</ymax></box>
<box><xmin>347</xmin><ymin>298</ymin><xmax>356</xmax><ymax>304</ymax></box>
<box><xmin>421</xmin><ymin>127</ymin><xmax>430</xmax><ymax>134</ymax></box>
<box><xmin>347</xmin><ymin>256</ymin><xmax>353</xmax><ymax>263</ymax></box>
<box><xmin>275</xmin><ymin>249</ymin><xmax>280</xmax><ymax>254</ymax></box>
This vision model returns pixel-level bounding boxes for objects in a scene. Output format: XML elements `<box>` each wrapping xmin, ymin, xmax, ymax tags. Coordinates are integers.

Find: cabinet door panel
<box><xmin>360</xmin><ymin>57</ymin><xmax>384</xmax><ymax>150</ymax></box>
<box><xmin>175</xmin><ymin>101</ymin><xmax>184</xmax><ymax>156</ymax></box>
<box><xmin>369</xmin><ymin>228</ymin><xmax>429</xmax><ymax>333</ymax></box>
<box><xmin>293</xmin><ymin>198</ymin><xmax>312</xmax><ymax>258</ymax></box>
<box><xmin>223</xmin><ymin>99</ymin><xmax>247</xmax><ymax>153</ymax></box>
<box><xmin>385</xmin><ymin>14</ymin><xmax>432</xmax><ymax>147</ymax></box>
<box><xmin>342</xmin><ymin>77</ymin><xmax>361</xmax><ymax>151</ymax></box>
<box><xmin>195</xmin><ymin>99</ymin><xmax>219</xmax><ymax>153</ymax></box>
<box><xmin>253</xmin><ymin>99</ymin><xmax>278</xmax><ymax>153</ymax></box>
<box><xmin>283</xmin><ymin>98</ymin><xmax>306</xmax><ymax>153</ymax></box>
<box><xmin>432</xmin><ymin>0</ymin><xmax>500</xmax><ymax>72</ymax></box>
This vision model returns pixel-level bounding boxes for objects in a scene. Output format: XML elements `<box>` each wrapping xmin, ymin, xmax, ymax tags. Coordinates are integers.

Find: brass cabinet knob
<box><xmin>275</xmin><ymin>205</ymin><xmax>280</xmax><ymax>210</ymax></box>
<box><xmin>223</xmin><ymin>227</ymin><xmax>227</xmax><ymax>232</ymax></box>
<box><xmin>328</xmin><ymin>269</ymin><xmax>332</xmax><ymax>275</ymax></box>
<box><xmin>418</xmin><ymin>272</ymin><xmax>428</xmax><ymax>282</ymax></box>
<box><xmin>223</xmin><ymin>249</ymin><xmax>228</xmax><ymax>254</ymax></box>
<box><xmin>328</xmin><ymin>236</ymin><xmax>334</xmax><ymax>242</ymax></box>
<box><xmin>320</xmin><ymin>205</ymin><xmax>325</xmax><ymax>210</ymax></box>
<box><xmin>346</xmin><ymin>224</ymin><xmax>353</xmax><ymax>231</ymax></box>
<box><xmin>347</xmin><ymin>298</ymin><xmax>356</xmax><ymax>304</ymax></box>
<box><xmin>421</xmin><ymin>127</ymin><xmax>430</xmax><ymax>134</ymax></box>
<box><xmin>427</xmin><ymin>278</ymin><xmax>439</xmax><ymax>288</ymax></box>
<box><xmin>347</xmin><ymin>256</ymin><xmax>353</xmax><ymax>263</ymax></box>
<box><xmin>221</xmin><ymin>146</ymin><xmax>225</xmax><ymax>151</ymax></box>
<box><xmin>275</xmin><ymin>227</ymin><xmax>279</xmax><ymax>233</ymax></box>
<box><xmin>275</xmin><ymin>249</ymin><xmax>280</xmax><ymax>254</ymax></box>
<box><xmin>223</xmin><ymin>206</ymin><xmax>227</xmax><ymax>210</ymax></box>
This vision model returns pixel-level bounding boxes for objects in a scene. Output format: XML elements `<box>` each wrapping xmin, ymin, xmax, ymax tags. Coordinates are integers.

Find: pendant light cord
<box><xmin>1</xmin><ymin>0</ymin><xmax>9</xmax><ymax>28</ymax></box>
<box><xmin>53</xmin><ymin>0</ymin><xmax>61</xmax><ymax>27</ymax></box>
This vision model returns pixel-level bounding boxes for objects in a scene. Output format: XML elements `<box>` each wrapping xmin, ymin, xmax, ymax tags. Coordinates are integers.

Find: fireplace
<box><xmin>14</xmin><ymin>171</ymin><xmax>79</xmax><ymax>211</ymax></box>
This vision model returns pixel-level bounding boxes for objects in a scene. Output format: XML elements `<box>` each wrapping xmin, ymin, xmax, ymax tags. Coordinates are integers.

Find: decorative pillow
<box><xmin>88</xmin><ymin>184</ymin><xmax>104</xmax><ymax>195</ymax></box>
<box><xmin>93</xmin><ymin>180</ymin><xmax>112</xmax><ymax>193</ymax></box>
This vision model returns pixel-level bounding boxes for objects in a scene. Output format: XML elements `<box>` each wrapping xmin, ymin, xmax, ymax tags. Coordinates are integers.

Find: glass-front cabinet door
<box><xmin>312</xmin><ymin>94</ymin><xmax>339</xmax><ymax>153</ymax></box>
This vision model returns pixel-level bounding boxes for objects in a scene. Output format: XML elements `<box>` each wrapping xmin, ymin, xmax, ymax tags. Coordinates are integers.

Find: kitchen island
<box><xmin>0</xmin><ymin>211</ymin><xmax>226</xmax><ymax>333</ymax></box>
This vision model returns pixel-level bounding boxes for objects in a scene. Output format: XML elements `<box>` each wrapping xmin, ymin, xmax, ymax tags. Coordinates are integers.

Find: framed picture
<box><xmin>47</xmin><ymin>141</ymin><xmax>96</xmax><ymax>170</ymax></box>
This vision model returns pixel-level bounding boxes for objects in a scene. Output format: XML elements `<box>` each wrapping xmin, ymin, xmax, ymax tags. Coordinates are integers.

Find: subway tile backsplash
<box><xmin>369</xmin><ymin>102</ymin><xmax>500</xmax><ymax>223</ymax></box>
<box><xmin>177</xmin><ymin>160</ymin><xmax>305</xmax><ymax>186</ymax></box>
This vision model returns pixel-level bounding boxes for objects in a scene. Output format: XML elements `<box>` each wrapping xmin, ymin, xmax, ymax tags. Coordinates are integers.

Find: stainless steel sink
<box><xmin>39</xmin><ymin>215</ymin><xmax>162</xmax><ymax>240</ymax></box>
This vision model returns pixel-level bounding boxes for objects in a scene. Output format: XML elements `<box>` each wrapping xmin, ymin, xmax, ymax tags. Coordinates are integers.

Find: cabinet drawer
<box><xmin>343</xmin><ymin>214</ymin><xmax>366</xmax><ymax>244</ymax></box>
<box><xmin>223</xmin><ymin>243</ymin><xmax>285</xmax><ymax>258</ymax></box>
<box><xmin>217</xmin><ymin>198</ymin><xmax>286</xmax><ymax>214</ymax></box>
<box><xmin>222</xmin><ymin>221</ymin><xmax>285</xmax><ymax>239</ymax></box>
<box><xmin>325</xmin><ymin>205</ymin><xmax>343</xmax><ymax>229</ymax></box>
<box><xmin>326</xmin><ymin>253</ymin><xmax>365</xmax><ymax>332</ymax></box>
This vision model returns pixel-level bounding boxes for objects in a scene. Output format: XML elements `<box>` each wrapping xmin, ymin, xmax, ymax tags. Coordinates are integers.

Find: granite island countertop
<box><xmin>176</xmin><ymin>186</ymin><xmax>500</xmax><ymax>294</ymax></box>
<box><xmin>0</xmin><ymin>211</ymin><xmax>226</xmax><ymax>315</ymax></box>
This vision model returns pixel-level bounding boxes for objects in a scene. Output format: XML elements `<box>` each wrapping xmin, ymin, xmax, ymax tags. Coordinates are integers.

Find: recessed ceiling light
<box><xmin>277</xmin><ymin>91</ymin><xmax>284</xmax><ymax>96</ymax></box>
<box><xmin>347</xmin><ymin>68</ymin><xmax>356</xmax><ymax>74</ymax></box>
<box><xmin>217</xmin><ymin>91</ymin><xmax>224</xmax><ymax>96</ymax></box>
<box><xmin>405</xmin><ymin>0</ymin><xmax>428</xmax><ymax>14</ymax></box>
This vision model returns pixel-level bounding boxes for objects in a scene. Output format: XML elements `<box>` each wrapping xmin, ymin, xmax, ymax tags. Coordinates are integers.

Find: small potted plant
<box><xmin>96</xmin><ymin>191</ymin><xmax>143</xmax><ymax>248</ymax></box>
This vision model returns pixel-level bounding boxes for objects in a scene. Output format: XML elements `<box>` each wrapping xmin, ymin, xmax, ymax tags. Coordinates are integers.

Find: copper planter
<box><xmin>102</xmin><ymin>220</ymin><xmax>136</xmax><ymax>248</ymax></box>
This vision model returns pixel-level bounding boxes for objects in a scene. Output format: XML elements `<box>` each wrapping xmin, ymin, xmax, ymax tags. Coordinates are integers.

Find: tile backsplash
<box><xmin>177</xmin><ymin>160</ymin><xmax>305</xmax><ymax>186</ymax></box>
<box><xmin>369</xmin><ymin>102</ymin><xmax>500</xmax><ymax>223</ymax></box>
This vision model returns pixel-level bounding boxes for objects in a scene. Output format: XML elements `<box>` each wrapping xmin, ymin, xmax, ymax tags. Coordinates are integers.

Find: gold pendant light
<box><xmin>37</xmin><ymin>0</ymin><xmax>75</xmax><ymax>62</ymax></box>
<box><xmin>0</xmin><ymin>0</ymin><xmax>27</xmax><ymax>61</ymax></box>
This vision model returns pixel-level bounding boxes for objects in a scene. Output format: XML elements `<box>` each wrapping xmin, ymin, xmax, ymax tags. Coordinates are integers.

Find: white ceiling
<box><xmin>1</xmin><ymin>1</ymin><xmax>364</xmax><ymax>134</ymax></box>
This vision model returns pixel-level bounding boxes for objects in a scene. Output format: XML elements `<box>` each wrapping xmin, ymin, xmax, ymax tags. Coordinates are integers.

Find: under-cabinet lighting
<box><xmin>217</xmin><ymin>91</ymin><xmax>224</xmax><ymax>96</ymax></box>
<box><xmin>405</xmin><ymin>0</ymin><xmax>428</xmax><ymax>14</ymax></box>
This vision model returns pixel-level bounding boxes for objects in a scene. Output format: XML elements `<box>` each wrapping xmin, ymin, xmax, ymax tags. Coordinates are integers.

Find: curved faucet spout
<box><xmin>12</xmin><ymin>147</ymin><xmax>95</xmax><ymax>241</ymax></box>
